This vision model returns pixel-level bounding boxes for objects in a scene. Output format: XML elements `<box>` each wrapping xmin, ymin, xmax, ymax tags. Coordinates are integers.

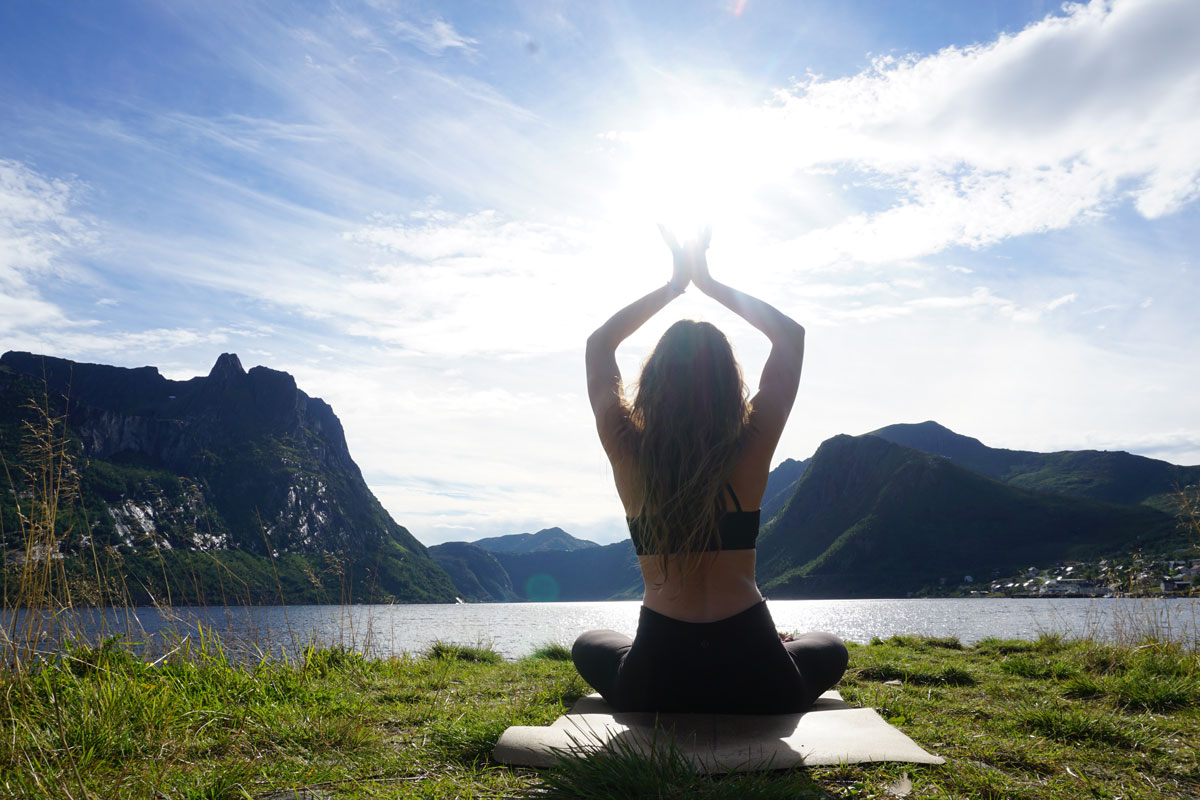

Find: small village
<box><xmin>967</xmin><ymin>554</ymin><xmax>1200</xmax><ymax>598</ymax></box>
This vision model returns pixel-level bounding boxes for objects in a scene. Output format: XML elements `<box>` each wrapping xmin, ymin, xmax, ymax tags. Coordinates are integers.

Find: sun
<box><xmin>600</xmin><ymin>103</ymin><xmax>781</xmax><ymax>237</ymax></box>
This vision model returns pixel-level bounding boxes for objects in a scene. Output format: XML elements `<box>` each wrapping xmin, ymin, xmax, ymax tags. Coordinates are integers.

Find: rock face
<box><xmin>0</xmin><ymin>351</ymin><xmax>456</xmax><ymax>604</ymax></box>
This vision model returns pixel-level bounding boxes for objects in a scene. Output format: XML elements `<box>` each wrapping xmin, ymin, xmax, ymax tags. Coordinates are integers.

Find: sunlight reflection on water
<box><xmin>11</xmin><ymin>597</ymin><xmax>1196</xmax><ymax>661</ymax></box>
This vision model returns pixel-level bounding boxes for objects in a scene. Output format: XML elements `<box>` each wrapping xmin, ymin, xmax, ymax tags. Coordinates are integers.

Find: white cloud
<box><xmin>0</xmin><ymin>294</ymin><xmax>68</xmax><ymax>334</ymax></box>
<box><xmin>0</xmin><ymin>160</ymin><xmax>86</xmax><ymax>333</ymax></box>
<box><xmin>392</xmin><ymin>17</ymin><xmax>478</xmax><ymax>56</ymax></box>
<box><xmin>808</xmin><ymin>285</ymin><xmax>1073</xmax><ymax>326</ymax></box>
<box><xmin>1046</xmin><ymin>293</ymin><xmax>1077</xmax><ymax>311</ymax></box>
<box><xmin>0</xmin><ymin>160</ymin><xmax>83</xmax><ymax>278</ymax></box>
<box><xmin>757</xmin><ymin>0</ymin><xmax>1200</xmax><ymax>265</ymax></box>
<box><xmin>337</xmin><ymin>210</ymin><xmax>624</xmax><ymax>357</ymax></box>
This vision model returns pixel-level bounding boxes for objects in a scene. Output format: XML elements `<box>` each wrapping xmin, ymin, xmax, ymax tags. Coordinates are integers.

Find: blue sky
<box><xmin>2</xmin><ymin>0</ymin><xmax>1198</xmax><ymax>545</ymax></box>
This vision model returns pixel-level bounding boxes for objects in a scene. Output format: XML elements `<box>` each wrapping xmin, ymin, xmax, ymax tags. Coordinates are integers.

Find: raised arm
<box><xmin>691</xmin><ymin>231</ymin><xmax>805</xmax><ymax>461</ymax></box>
<box><xmin>586</xmin><ymin>230</ymin><xmax>690</xmax><ymax>455</ymax></box>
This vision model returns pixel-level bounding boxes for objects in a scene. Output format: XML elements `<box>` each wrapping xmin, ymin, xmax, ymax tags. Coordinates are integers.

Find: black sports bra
<box><xmin>627</xmin><ymin>484</ymin><xmax>760</xmax><ymax>556</ymax></box>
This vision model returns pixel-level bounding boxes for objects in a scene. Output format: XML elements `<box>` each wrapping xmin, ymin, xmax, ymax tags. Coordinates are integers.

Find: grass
<box><xmin>525</xmin><ymin>642</ymin><xmax>573</xmax><ymax>661</ymax></box>
<box><xmin>0</xmin><ymin>632</ymin><xmax>1196</xmax><ymax>799</ymax></box>
<box><xmin>0</xmin><ymin>636</ymin><xmax>588</xmax><ymax>799</ymax></box>
<box><xmin>538</xmin><ymin>730</ymin><xmax>833</xmax><ymax>799</ymax></box>
<box><xmin>424</xmin><ymin>641</ymin><xmax>503</xmax><ymax>664</ymax></box>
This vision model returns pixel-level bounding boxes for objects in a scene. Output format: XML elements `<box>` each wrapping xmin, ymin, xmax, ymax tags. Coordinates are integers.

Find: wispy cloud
<box><xmin>392</xmin><ymin>17</ymin><xmax>478</xmax><ymax>57</ymax></box>
<box><xmin>1045</xmin><ymin>293</ymin><xmax>1077</xmax><ymax>312</ymax></box>
<box><xmin>0</xmin><ymin>160</ymin><xmax>89</xmax><ymax>333</ymax></box>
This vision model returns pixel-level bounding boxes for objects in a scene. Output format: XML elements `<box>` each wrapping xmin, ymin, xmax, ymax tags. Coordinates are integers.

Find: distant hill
<box><xmin>429</xmin><ymin>527</ymin><xmax>635</xmax><ymax>602</ymax></box>
<box><xmin>473</xmin><ymin>527</ymin><xmax>600</xmax><ymax>553</ymax></box>
<box><xmin>427</xmin><ymin>542</ymin><xmax>518</xmax><ymax>602</ymax></box>
<box><xmin>870</xmin><ymin>421</ymin><xmax>1200</xmax><ymax>510</ymax></box>
<box><xmin>756</xmin><ymin>433</ymin><xmax>1184</xmax><ymax>598</ymax></box>
<box><xmin>493</xmin><ymin>540</ymin><xmax>641</xmax><ymax>601</ymax></box>
<box><xmin>0</xmin><ymin>351</ymin><xmax>457</xmax><ymax>604</ymax></box>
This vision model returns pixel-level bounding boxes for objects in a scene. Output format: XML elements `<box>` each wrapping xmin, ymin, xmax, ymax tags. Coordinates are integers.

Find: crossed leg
<box><xmin>573</xmin><ymin>628</ymin><xmax>848</xmax><ymax>711</ymax></box>
<box><xmin>784</xmin><ymin>631</ymin><xmax>849</xmax><ymax>707</ymax></box>
<box><xmin>570</xmin><ymin>629</ymin><xmax>632</xmax><ymax>704</ymax></box>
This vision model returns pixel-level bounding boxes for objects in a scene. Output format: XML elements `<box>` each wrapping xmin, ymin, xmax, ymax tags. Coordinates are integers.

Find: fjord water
<box><xmin>22</xmin><ymin>598</ymin><xmax>1198</xmax><ymax>661</ymax></box>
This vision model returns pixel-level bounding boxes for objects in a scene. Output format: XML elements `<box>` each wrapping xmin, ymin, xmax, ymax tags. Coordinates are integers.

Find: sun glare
<box><xmin>602</xmin><ymin>105</ymin><xmax>780</xmax><ymax>236</ymax></box>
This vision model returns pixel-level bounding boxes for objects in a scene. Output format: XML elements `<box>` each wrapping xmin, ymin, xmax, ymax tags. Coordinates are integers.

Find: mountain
<box><xmin>756</xmin><ymin>433</ymin><xmax>1184</xmax><ymax>598</ymax></box>
<box><xmin>0</xmin><ymin>351</ymin><xmax>456</xmax><ymax>604</ymax></box>
<box><xmin>472</xmin><ymin>527</ymin><xmax>600</xmax><ymax>553</ymax></box>
<box><xmin>870</xmin><ymin>421</ymin><xmax>1200</xmax><ymax>510</ymax></box>
<box><xmin>427</xmin><ymin>542</ymin><xmax>518</xmax><ymax>602</ymax></box>
<box><xmin>431</xmin><ymin>529</ymin><xmax>638</xmax><ymax>602</ymax></box>
<box><xmin>492</xmin><ymin>540</ymin><xmax>642</xmax><ymax>601</ymax></box>
<box><xmin>761</xmin><ymin>457</ymin><xmax>810</xmax><ymax>525</ymax></box>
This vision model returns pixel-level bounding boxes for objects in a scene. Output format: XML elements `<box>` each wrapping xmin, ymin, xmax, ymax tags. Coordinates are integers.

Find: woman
<box><xmin>571</xmin><ymin>226</ymin><xmax>847</xmax><ymax>714</ymax></box>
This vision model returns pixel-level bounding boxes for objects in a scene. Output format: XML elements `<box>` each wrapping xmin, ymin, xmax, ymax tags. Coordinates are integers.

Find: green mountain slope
<box><xmin>761</xmin><ymin>457</ymin><xmax>810</xmax><ymax>525</ymax></box>
<box><xmin>757</xmin><ymin>434</ymin><xmax>1184</xmax><ymax>598</ymax></box>
<box><xmin>428</xmin><ymin>542</ymin><xmax>518</xmax><ymax>602</ymax></box>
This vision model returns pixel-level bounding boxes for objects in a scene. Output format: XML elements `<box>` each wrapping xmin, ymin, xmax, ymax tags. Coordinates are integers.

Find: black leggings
<box><xmin>571</xmin><ymin>601</ymin><xmax>848</xmax><ymax>714</ymax></box>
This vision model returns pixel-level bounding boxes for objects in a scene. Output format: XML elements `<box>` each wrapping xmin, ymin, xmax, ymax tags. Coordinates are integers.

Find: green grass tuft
<box><xmin>526</xmin><ymin>642</ymin><xmax>574</xmax><ymax>661</ymax></box>
<box><xmin>1062</xmin><ymin>673</ymin><xmax>1106</xmax><ymax>700</ymax></box>
<box><xmin>1078</xmin><ymin>642</ymin><xmax>1130</xmax><ymax>675</ymax></box>
<box><xmin>427</xmin><ymin>716</ymin><xmax>513</xmax><ymax>764</ymax></box>
<box><xmin>540</xmin><ymin>731</ymin><xmax>832</xmax><ymax>799</ymax></box>
<box><xmin>425</xmin><ymin>641</ymin><xmax>503</xmax><ymax>664</ymax></box>
<box><xmin>856</xmin><ymin>662</ymin><xmax>976</xmax><ymax>686</ymax></box>
<box><xmin>1000</xmin><ymin>654</ymin><xmax>1078</xmax><ymax>680</ymax></box>
<box><xmin>872</xmin><ymin>634</ymin><xmax>964</xmax><ymax>650</ymax></box>
<box><xmin>1103</xmin><ymin>671</ymin><xmax>1198</xmax><ymax>712</ymax></box>
<box><xmin>856</xmin><ymin>662</ymin><xmax>906</xmax><ymax>682</ymax></box>
<box><xmin>1016</xmin><ymin>703</ymin><xmax>1153</xmax><ymax>749</ymax></box>
<box><xmin>1032</xmin><ymin>631</ymin><xmax>1068</xmax><ymax>652</ymax></box>
<box><xmin>974</xmin><ymin>637</ymin><xmax>1037</xmax><ymax>655</ymax></box>
<box><xmin>930</xmin><ymin>665</ymin><xmax>978</xmax><ymax>686</ymax></box>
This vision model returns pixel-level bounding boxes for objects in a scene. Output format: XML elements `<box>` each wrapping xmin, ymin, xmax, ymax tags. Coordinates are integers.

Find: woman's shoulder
<box><xmin>725</xmin><ymin>446</ymin><xmax>771</xmax><ymax>511</ymax></box>
<box><xmin>607</xmin><ymin>448</ymin><xmax>642</xmax><ymax>515</ymax></box>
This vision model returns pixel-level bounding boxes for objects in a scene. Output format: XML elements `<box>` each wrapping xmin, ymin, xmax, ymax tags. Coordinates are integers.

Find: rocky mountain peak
<box><xmin>0</xmin><ymin>350</ymin><xmax>457</xmax><ymax>603</ymax></box>
<box><xmin>208</xmin><ymin>353</ymin><xmax>246</xmax><ymax>382</ymax></box>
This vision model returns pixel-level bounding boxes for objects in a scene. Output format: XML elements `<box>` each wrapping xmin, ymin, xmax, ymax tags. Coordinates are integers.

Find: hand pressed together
<box><xmin>658</xmin><ymin>223</ymin><xmax>712</xmax><ymax>291</ymax></box>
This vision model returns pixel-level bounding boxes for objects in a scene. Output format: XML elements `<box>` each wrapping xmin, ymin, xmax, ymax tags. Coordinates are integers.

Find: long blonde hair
<box><xmin>627</xmin><ymin>320</ymin><xmax>750</xmax><ymax>577</ymax></box>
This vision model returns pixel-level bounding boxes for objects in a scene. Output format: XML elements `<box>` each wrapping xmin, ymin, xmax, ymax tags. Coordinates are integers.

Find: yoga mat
<box><xmin>493</xmin><ymin>691</ymin><xmax>945</xmax><ymax>774</ymax></box>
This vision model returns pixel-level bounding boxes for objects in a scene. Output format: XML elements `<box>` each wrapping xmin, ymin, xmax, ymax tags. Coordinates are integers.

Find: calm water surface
<box><xmin>15</xmin><ymin>598</ymin><xmax>1198</xmax><ymax>660</ymax></box>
